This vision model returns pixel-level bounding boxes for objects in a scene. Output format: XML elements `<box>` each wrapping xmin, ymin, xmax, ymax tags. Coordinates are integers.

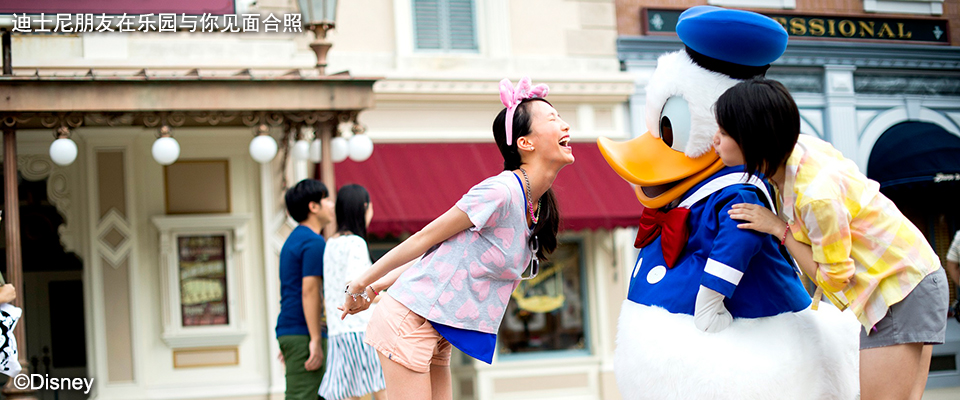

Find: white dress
<box><xmin>319</xmin><ymin>235</ymin><xmax>385</xmax><ymax>400</ymax></box>
<box><xmin>323</xmin><ymin>235</ymin><xmax>376</xmax><ymax>336</ymax></box>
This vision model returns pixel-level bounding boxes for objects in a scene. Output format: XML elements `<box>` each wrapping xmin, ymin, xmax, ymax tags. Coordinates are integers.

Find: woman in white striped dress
<box><xmin>319</xmin><ymin>184</ymin><xmax>387</xmax><ymax>400</ymax></box>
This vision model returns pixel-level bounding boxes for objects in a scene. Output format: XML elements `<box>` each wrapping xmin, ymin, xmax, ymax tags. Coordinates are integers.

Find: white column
<box><xmin>823</xmin><ymin>65</ymin><xmax>859</xmax><ymax>159</ymax></box>
<box><xmin>260</xmin><ymin>159</ymin><xmax>287</xmax><ymax>394</ymax></box>
<box><xmin>625</xmin><ymin>63</ymin><xmax>656</xmax><ymax>138</ymax></box>
<box><xmin>578</xmin><ymin>104</ymin><xmax>596</xmax><ymax>135</ymax></box>
<box><xmin>630</xmin><ymin>92</ymin><xmax>648</xmax><ymax>137</ymax></box>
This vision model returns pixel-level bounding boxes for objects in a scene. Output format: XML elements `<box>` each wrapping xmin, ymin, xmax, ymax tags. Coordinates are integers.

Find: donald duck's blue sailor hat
<box><xmin>677</xmin><ymin>6</ymin><xmax>788</xmax><ymax>79</ymax></box>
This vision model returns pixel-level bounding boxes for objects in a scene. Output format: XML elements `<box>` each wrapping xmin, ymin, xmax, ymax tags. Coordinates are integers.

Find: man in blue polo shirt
<box><xmin>277</xmin><ymin>179</ymin><xmax>333</xmax><ymax>400</ymax></box>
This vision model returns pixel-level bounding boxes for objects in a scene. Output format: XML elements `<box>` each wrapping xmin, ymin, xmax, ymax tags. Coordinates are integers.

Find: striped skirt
<box><xmin>319</xmin><ymin>331</ymin><xmax>386</xmax><ymax>400</ymax></box>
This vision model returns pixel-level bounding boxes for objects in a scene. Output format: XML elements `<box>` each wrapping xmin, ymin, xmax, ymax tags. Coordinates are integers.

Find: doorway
<box><xmin>867</xmin><ymin>121</ymin><xmax>960</xmax><ymax>289</ymax></box>
<box><xmin>867</xmin><ymin>121</ymin><xmax>960</xmax><ymax>389</ymax></box>
<box><xmin>2</xmin><ymin>172</ymin><xmax>88</xmax><ymax>400</ymax></box>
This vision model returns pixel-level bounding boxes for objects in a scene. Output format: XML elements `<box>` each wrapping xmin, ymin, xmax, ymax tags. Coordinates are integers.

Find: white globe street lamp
<box><xmin>250</xmin><ymin>125</ymin><xmax>279</xmax><ymax>164</ymax></box>
<box><xmin>348</xmin><ymin>134</ymin><xmax>373</xmax><ymax>162</ymax></box>
<box><xmin>309</xmin><ymin>138</ymin><xmax>322</xmax><ymax>162</ymax></box>
<box><xmin>330</xmin><ymin>136</ymin><xmax>348</xmax><ymax>163</ymax></box>
<box><xmin>292</xmin><ymin>139</ymin><xmax>310</xmax><ymax>161</ymax></box>
<box><xmin>49</xmin><ymin>127</ymin><xmax>78</xmax><ymax>166</ymax></box>
<box><xmin>152</xmin><ymin>126</ymin><xmax>180</xmax><ymax>166</ymax></box>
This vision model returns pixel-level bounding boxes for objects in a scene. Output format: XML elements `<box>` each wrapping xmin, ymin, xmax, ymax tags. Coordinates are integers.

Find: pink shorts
<box><xmin>364</xmin><ymin>293</ymin><xmax>452</xmax><ymax>373</ymax></box>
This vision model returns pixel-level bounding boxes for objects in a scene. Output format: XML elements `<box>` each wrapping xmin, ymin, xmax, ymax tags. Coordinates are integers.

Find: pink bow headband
<box><xmin>499</xmin><ymin>77</ymin><xmax>549</xmax><ymax>146</ymax></box>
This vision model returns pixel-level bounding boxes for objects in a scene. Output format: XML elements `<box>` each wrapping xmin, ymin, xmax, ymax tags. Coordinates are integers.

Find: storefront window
<box><xmin>369</xmin><ymin>236</ymin><xmax>591</xmax><ymax>358</ymax></box>
<box><xmin>368</xmin><ymin>235</ymin><xmax>404</xmax><ymax>262</ymax></box>
<box><xmin>497</xmin><ymin>240</ymin><xmax>588</xmax><ymax>357</ymax></box>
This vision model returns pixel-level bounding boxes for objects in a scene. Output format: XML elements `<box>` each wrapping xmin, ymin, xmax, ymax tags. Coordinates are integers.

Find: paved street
<box><xmin>923</xmin><ymin>386</ymin><xmax>960</xmax><ymax>400</ymax></box>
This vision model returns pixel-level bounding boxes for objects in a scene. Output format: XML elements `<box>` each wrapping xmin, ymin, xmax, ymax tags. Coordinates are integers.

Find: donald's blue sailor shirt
<box><xmin>627</xmin><ymin>166</ymin><xmax>811</xmax><ymax>318</ymax></box>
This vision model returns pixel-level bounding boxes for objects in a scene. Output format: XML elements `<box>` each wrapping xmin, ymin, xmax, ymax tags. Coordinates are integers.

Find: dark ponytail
<box><xmin>531</xmin><ymin>189</ymin><xmax>559</xmax><ymax>261</ymax></box>
<box><xmin>492</xmin><ymin>98</ymin><xmax>560</xmax><ymax>261</ymax></box>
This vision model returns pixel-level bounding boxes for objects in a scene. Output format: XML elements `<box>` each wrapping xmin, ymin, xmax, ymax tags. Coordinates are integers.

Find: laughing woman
<box><xmin>339</xmin><ymin>77</ymin><xmax>575</xmax><ymax>400</ymax></box>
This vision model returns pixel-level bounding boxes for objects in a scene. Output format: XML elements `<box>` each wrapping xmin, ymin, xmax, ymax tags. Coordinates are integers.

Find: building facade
<box><xmin>616</xmin><ymin>0</ymin><xmax>960</xmax><ymax>392</ymax></box>
<box><xmin>2</xmin><ymin>1</ymin><xmax>639</xmax><ymax>399</ymax></box>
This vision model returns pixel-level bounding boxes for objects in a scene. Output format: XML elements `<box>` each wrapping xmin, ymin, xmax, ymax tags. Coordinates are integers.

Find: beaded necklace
<box><xmin>518</xmin><ymin>167</ymin><xmax>541</xmax><ymax>224</ymax></box>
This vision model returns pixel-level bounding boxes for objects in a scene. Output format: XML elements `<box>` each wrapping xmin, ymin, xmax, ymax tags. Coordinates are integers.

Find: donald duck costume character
<box><xmin>599</xmin><ymin>7</ymin><xmax>860</xmax><ymax>399</ymax></box>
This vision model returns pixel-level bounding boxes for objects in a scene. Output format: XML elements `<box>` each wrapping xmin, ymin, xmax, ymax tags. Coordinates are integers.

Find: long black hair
<box><xmin>492</xmin><ymin>98</ymin><xmax>560</xmax><ymax>261</ymax></box>
<box><xmin>335</xmin><ymin>184</ymin><xmax>370</xmax><ymax>239</ymax></box>
<box><xmin>715</xmin><ymin>78</ymin><xmax>800</xmax><ymax>179</ymax></box>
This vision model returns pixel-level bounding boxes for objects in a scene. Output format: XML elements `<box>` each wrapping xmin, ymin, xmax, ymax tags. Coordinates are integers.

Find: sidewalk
<box><xmin>924</xmin><ymin>316</ymin><xmax>960</xmax><ymax>398</ymax></box>
<box><xmin>923</xmin><ymin>386</ymin><xmax>960</xmax><ymax>399</ymax></box>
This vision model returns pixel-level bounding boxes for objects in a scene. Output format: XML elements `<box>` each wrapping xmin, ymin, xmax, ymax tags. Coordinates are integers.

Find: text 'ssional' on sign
<box><xmin>643</xmin><ymin>9</ymin><xmax>949</xmax><ymax>45</ymax></box>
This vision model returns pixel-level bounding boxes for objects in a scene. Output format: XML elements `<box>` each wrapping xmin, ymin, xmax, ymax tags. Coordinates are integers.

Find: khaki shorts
<box><xmin>364</xmin><ymin>293</ymin><xmax>452</xmax><ymax>373</ymax></box>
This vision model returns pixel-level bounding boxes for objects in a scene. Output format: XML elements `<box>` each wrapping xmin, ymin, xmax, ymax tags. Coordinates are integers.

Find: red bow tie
<box><xmin>634</xmin><ymin>206</ymin><xmax>691</xmax><ymax>269</ymax></box>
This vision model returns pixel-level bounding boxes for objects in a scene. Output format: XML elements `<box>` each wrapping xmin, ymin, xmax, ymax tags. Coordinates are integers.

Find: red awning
<box><xmin>330</xmin><ymin>143</ymin><xmax>641</xmax><ymax>237</ymax></box>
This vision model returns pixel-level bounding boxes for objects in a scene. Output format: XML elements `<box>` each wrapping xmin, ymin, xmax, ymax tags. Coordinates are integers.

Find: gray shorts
<box><xmin>860</xmin><ymin>267</ymin><xmax>949</xmax><ymax>350</ymax></box>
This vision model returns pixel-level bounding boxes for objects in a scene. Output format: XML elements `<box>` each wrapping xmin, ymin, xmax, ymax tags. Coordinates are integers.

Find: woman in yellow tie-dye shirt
<box><xmin>713</xmin><ymin>78</ymin><xmax>948</xmax><ymax>400</ymax></box>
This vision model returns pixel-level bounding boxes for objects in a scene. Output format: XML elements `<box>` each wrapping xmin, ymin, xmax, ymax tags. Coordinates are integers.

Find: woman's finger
<box><xmin>729</xmin><ymin>212</ymin><xmax>755</xmax><ymax>221</ymax></box>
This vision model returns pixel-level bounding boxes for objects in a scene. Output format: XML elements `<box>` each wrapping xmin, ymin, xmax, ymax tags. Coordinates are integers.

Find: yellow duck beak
<box><xmin>598</xmin><ymin>133</ymin><xmax>725</xmax><ymax>209</ymax></box>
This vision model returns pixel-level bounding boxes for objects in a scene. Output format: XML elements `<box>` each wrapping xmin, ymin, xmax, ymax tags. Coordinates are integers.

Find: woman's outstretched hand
<box><xmin>728</xmin><ymin>203</ymin><xmax>786</xmax><ymax>236</ymax></box>
<box><xmin>340</xmin><ymin>282</ymin><xmax>374</xmax><ymax>320</ymax></box>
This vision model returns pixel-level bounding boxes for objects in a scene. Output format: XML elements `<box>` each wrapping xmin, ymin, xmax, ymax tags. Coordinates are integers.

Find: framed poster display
<box><xmin>152</xmin><ymin>214</ymin><xmax>250</xmax><ymax>349</ymax></box>
<box><xmin>178</xmin><ymin>234</ymin><xmax>229</xmax><ymax>326</ymax></box>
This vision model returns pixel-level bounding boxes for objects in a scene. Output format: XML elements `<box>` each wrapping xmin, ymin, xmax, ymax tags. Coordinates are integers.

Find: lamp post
<box><xmin>298</xmin><ymin>0</ymin><xmax>337</xmax><ymax>74</ymax></box>
<box><xmin>3</xmin><ymin>126</ymin><xmax>36</xmax><ymax>400</ymax></box>
<box><xmin>298</xmin><ymin>0</ymin><xmax>340</xmax><ymax>234</ymax></box>
<box><xmin>295</xmin><ymin>1</ymin><xmax>375</xmax><ymax>235</ymax></box>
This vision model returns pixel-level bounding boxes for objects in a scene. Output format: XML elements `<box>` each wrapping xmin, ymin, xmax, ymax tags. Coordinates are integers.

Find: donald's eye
<box><xmin>660</xmin><ymin>117</ymin><xmax>674</xmax><ymax>147</ymax></box>
<box><xmin>659</xmin><ymin>96</ymin><xmax>691</xmax><ymax>152</ymax></box>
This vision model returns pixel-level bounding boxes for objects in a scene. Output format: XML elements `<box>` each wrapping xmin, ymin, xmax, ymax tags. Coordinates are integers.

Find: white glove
<box><xmin>694</xmin><ymin>285</ymin><xmax>733</xmax><ymax>333</ymax></box>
